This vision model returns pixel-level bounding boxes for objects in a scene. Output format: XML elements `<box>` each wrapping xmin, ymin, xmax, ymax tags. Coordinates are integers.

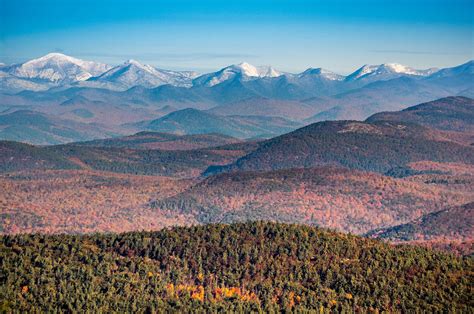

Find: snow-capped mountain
<box><xmin>298</xmin><ymin>68</ymin><xmax>345</xmax><ymax>81</ymax></box>
<box><xmin>1</xmin><ymin>54</ymin><xmax>472</xmax><ymax>142</ymax></box>
<box><xmin>85</xmin><ymin>59</ymin><xmax>199</xmax><ymax>90</ymax></box>
<box><xmin>427</xmin><ymin>60</ymin><xmax>473</xmax><ymax>78</ymax></box>
<box><xmin>345</xmin><ymin>63</ymin><xmax>438</xmax><ymax>82</ymax></box>
<box><xmin>4</xmin><ymin>53</ymin><xmax>112</xmax><ymax>83</ymax></box>
<box><xmin>193</xmin><ymin>62</ymin><xmax>283</xmax><ymax>87</ymax></box>
<box><xmin>1</xmin><ymin>52</ymin><xmax>472</xmax><ymax>100</ymax></box>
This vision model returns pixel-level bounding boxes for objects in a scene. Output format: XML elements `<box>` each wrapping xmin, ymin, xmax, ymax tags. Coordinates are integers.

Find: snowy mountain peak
<box><xmin>234</xmin><ymin>62</ymin><xmax>282</xmax><ymax>78</ymax></box>
<box><xmin>37</xmin><ymin>52</ymin><xmax>75</xmax><ymax>61</ymax></box>
<box><xmin>6</xmin><ymin>53</ymin><xmax>111</xmax><ymax>83</ymax></box>
<box><xmin>346</xmin><ymin>63</ymin><xmax>438</xmax><ymax>81</ymax></box>
<box><xmin>345</xmin><ymin>64</ymin><xmax>381</xmax><ymax>80</ymax></box>
<box><xmin>380</xmin><ymin>63</ymin><xmax>438</xmax><ymax>76</ymax></box>
<box><xmin>85</xmin><ymin>59</ymin><xmax>198</xmax><ymax>90</ymax></box>
<box><xmin>120</xmin><ymin>59</ymin><xmax>159</xmax><ymax>74</ymax></box>
<box><xmin>234</xmin><ymin>62</ymin><xmax>260</xmax><ymax>76</ymax></box>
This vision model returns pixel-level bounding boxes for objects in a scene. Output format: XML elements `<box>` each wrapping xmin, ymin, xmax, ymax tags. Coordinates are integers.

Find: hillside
<box><xmin>135</xmin><ymin>108</ymin><xmax>301</xmax><ymax>138</ymax></box>
<box><xmin>2</xmin><ymin>161</ymin><xmax>472</xmax><ymax>236</ymax></box>
<box><xmin>75</xmin><ymin>131</ymin><xmax>242</xmax><ymax>150</ymax></box>
<box><xmin>49</xmin><ymin>144</ymin><xmax>256</xmax><ymax>177</ymax></box>
<box><xmin>0</xmin><ymin>169</ymin><xmax>194</xmax><ymax>234</ymax></box>
<box><xmin>1</xmin><ymin>222</ymin><xmax>472</xmax><ymax>312</ymax></box>
<box><xmin>206</xmin><ymin>120</ymin><xmax>474</xmax><ymax>175</ymax></box>
<box><xmin>153</xmin><ymin>167</ymin><xmax>472</xmax><ymax>234</ymax></box>
<box><xmin>0</xmin><ymin>140</ymin><xmax>259</xmax><ymax>177</ymax></box>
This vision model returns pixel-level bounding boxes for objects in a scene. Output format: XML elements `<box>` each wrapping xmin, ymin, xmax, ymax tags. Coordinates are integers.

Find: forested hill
<box><xmin>1</xmin><ymin>222</ymin><xmax>472</xmax><ymax>312</ymax></box>
<box><xmin>366</xmin><ymin>96</ymin><xmax>474</xmax><ymax>133</ymax></box>
<box><xmin>205</xmin><ymin>120</ymin><xmax>474</xmax><ymax>175</ymax></box>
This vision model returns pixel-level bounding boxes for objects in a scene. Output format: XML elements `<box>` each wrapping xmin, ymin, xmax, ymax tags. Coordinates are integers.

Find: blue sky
<box><xmin>1</xmin><ymin>0</ymin><xmax>473</xmax><ymax>73</ymax></box>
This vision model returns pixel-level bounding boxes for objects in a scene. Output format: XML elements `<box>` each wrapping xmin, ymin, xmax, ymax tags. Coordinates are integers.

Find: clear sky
<box><xmin>1</xmin><ymin>0</ymin><xmax>473</xmax><ymax>74</ymax></box>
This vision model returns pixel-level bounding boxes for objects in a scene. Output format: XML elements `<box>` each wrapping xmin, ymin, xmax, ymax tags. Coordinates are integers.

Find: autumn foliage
<box><xmin>1</xmin><ymin>222</ymin><xmax>472</xmax><ymax>312</ymax></box>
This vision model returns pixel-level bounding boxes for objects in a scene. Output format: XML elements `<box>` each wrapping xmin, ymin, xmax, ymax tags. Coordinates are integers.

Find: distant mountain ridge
<box><xmin>0</xmin><ymin>110</ymin><xmax>117</xmax><ymax>145</ymax></box>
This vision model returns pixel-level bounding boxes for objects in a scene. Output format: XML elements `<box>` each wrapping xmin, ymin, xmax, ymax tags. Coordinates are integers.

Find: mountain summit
<box><xmin>86</xmin><ymin>59</ymin><xmax>198</xmax><ymax>90</ymax></box>
<box><xmin>298</xmin><ymin>68</ymin><xmax>345</xmax><ymax>81</ymax></box>
<box><xmin>193</xmin><ymin>62</ymin><xmax>283</xmax><ymax>87</ymax></box>
<box><xmin>4</xmin><ymin>53</ymin><xmax>111</xmax><ymax>83</ymax></box>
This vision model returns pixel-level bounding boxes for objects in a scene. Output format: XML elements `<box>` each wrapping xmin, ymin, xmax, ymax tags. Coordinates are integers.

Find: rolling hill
<box><xmin>0</xmin><ymin>110</ymin><xmax>117</xmax><ymax>145</ymax></box>
<box><xmin>134</xmin><ymin>108</ymin><xmax>301</xmax><ymax>138</ymax></box>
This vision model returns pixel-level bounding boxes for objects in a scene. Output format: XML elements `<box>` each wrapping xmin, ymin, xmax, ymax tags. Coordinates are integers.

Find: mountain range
<box><xmin>1</xmin><ymin>53</ymin><xmax>472</xmax><ymax>144</ymax></box>
<box><xmin>1</xmin><ymin>53</ymin><xmax>459</xmax><ymax>92</ymax></box>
